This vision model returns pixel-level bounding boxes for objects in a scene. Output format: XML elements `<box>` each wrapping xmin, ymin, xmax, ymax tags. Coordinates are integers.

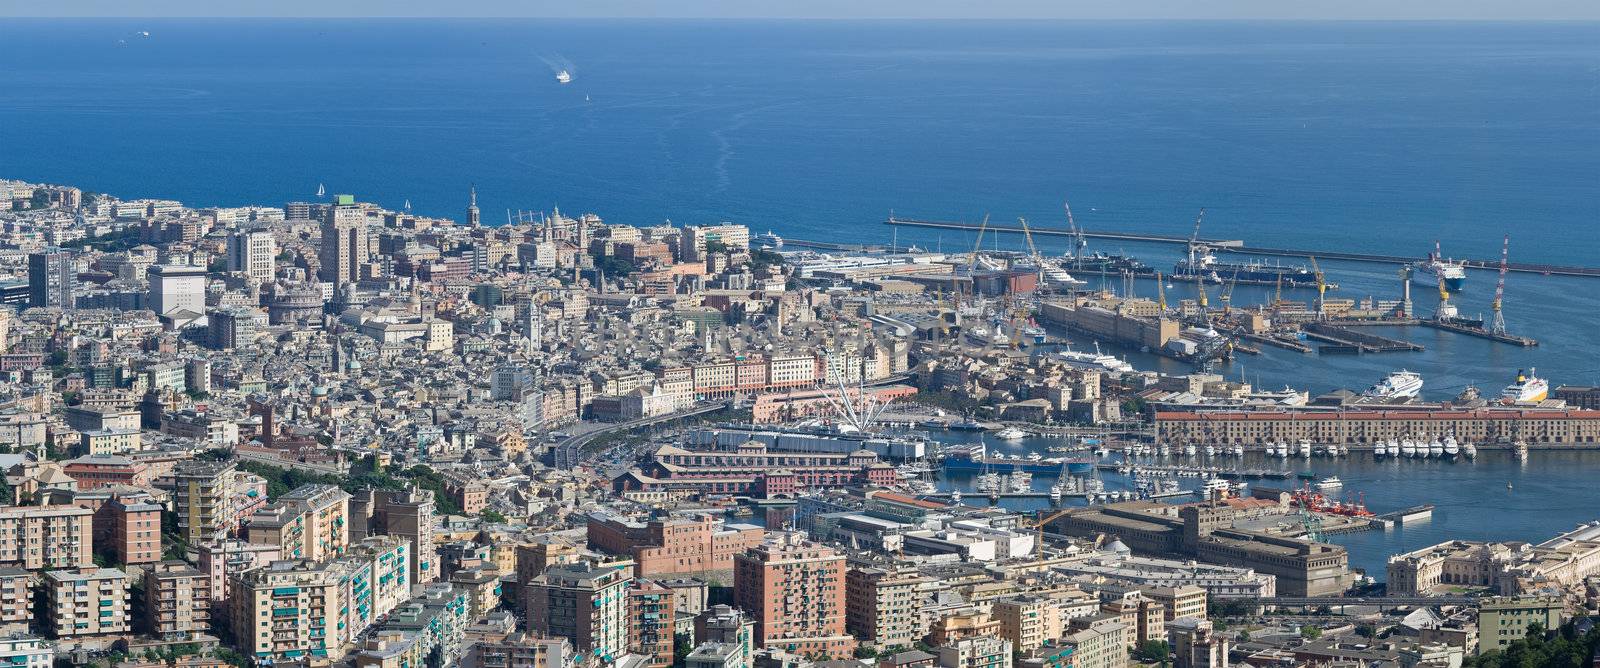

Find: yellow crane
<box><xmin>1220</xmin><ymin>269</ymin><xmax>1239</xmax><ymax>316</ymax></box>
<box><xmin>1030</xmin><ymin>507</ymin><xmax>1107</xmax><ymax>548</ymax></box>
<box><xmin>966</xmin><ymin>213</ymin><xmax>992</xmax><ymax>274</ymax></box>
<box><xmin>1156</xmin><ymin>271</ymin><xmax>1167</xmax><ymax>312</ymax></box>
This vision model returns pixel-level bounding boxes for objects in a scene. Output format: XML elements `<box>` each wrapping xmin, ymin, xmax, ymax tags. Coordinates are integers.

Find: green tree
<box><xmin>1300</xmin><ymin>626</ymin><xmax>1322</xmax><ymax>640</ymax></box>
<box><xmin>1134</xmin><ymin>640</ymin><xmax>1170</xmax><ymax>662</ymax></box>
<box><xmin>480</xmin><ymin>509</ymin><xmax>508</xmax><ymax>524</ymax></box>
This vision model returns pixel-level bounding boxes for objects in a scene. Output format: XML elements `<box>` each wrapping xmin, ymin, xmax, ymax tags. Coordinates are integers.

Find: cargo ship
<box><xmin>1172</xmin><ymin>251</ymin><xmax>1322</xmax><ymax>288</ymax></box>
<box><xmin>939</xmin><ymin>444</ymin><xmax>1095</xmax><ymax>475</ymax></box>
<box><xmin>1064</xmin><ymin>252</ymin><xmax>1156</xmax><ymax>277</ymax></box>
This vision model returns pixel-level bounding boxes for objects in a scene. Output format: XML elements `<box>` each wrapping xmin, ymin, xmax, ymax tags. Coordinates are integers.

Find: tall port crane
<box><xmin>966</xmin><ymin>213</ymin><xmax>992</xmax><ymax>275</ymax></box>
<box><xmin>1156</xmin><ymin>271</ymin><xmax>1168</xmax><ymax>312</ymax></box>
<box><xmin>1310</xmin><ymin>257</ymin><xmax>1326</xmax><ymax>319</ymax></box>
<box><xmin>1063</xmin><ymin>199</ymin><xmax>1087</xmax><ymax>268</ymax></box>
<box><xmin>1187</xmin><ymin>208</ymin><xmax>1209</xmax><ymax>312</ymax></box>
<box><xmin>1491</xmin><ymin>235</ymin><xmax>1510</xmax><ymax>335</ymax></box>
<box><xmin>1434</xmin><ymin>265</ymin><xmax>1456</xmax><ymax>322</ymax></box>
<box><xmin>1220</xmin><ymin>269</ymin><xmax>1239</xmax><ymax>316</ymax></box>
<box><xmin>1019</xmin><ymin>217</ymin><xmax>1046</xmax><ymax>288</ymax></box>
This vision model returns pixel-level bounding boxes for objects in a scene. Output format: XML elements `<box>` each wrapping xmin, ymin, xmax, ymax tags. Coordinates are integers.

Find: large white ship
<box><xmin>1050</xmin><ymin>344</ymin><xmax>1135</xmax><ymax>374</ymax></box>
<box><xmin>1501</xmin><ymin>368</ymin><xmax>1549</xmax><ymax>404</ymax></box>
<box><xmin>555</xmin><ymin>69</ymin><xmax>573</xmax><ymax>84</ymax></box>
<box><xmin>1361</xmin><ymin>370</ymin><xmax>1424</xmax><ymax>400</ymax></box>
<box><xmin>1411</xmin><ymin>241</ymin><xmax>1467</xmax><ymax>291</ymax></box>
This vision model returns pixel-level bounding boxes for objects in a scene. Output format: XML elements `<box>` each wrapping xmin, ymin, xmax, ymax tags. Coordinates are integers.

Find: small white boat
<box><xmin>1315</xmin><ymin>476</ymin><xmax>1343</xmax><ymax>491</ymax></box>
<box><xmin>1400</xmin><ymin>438</ymin><xmax>1417</xmax><ymax>458</ymax></box>
<box><xmin>1299</xmin><ymin>439</ymin><xmax>1312</xmax><ymax>458</ymax></box>
<box><xmin>1184</xmin><ymin>444</ymin><xmax>1197</xmax><ymax>457</ymax></box>
<box><xmin>556</xmin><ymin>69</ymin><xmax>573</xmax><ymax>84</ymax></box>
<box><xmin>950</xmin><ymin>490</ymin><xmax>962</xmax><ymax>503</ymax></box>
<box><xmin>1442</xmin><ymin>436</ymin><xmax>1460</xmax><ymax>457</ymax></box>
<box><xmin>1204</xmin><ymin>445</ymin><xmax>1216</xmax><ymax>458</ymax></box>
<box><xmin>1463</xmin><ymin>441</ymin><xmax>1477</xmax><ymax>459</ymax></box>
<box><xmin>1428</xmin><ymin>438</ymin><xmax>1444</xmax><ymax>457</ymax></box>
<box><xmin>994</xmin><ymin>427</ymin><xmax>1028</xmax><ymax>441</ymax></box>
<box><xmin>1232</xmin><ymin>444</ymin><xmax>1245</xmax><ymax>457</ymax></box>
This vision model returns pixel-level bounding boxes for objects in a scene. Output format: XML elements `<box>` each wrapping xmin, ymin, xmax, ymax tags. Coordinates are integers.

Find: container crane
<box><xmin>1491</xmin><ymin>235</ymin><xmax>1510</xmax><ymax>335</ymax></box>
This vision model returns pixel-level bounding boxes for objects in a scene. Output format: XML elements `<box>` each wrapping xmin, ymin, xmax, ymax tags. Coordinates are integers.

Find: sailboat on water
<box><xmin>316</xmin><ymin>183</ymin><xmax>326</xmax><ymax>199</ymax></box>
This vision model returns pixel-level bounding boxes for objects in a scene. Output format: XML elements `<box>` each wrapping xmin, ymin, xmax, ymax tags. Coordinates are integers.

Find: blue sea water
<box><xmin>2</xmin><ymin>17</ymin><xmax>1599</xmax><ymax>579</ymax></box>
<box><xmin>7</xmin><ymin>18</ymin><xmax>1592</xmax><ymax>393</ymax></box>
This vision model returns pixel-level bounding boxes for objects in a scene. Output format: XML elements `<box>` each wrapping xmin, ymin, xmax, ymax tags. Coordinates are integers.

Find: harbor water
<box><xmin>932</xmin><ymin>430</ymin><xmax>1600</xmax><ymax>580</ymax></box>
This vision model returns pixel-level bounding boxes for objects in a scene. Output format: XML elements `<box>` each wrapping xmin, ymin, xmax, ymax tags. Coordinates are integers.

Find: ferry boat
<box><xmin>1050</xmin><ymin>344</ymin><xmax>1135</xmax><ymax>374</ymax></box>
<box><xmin>556</xmin><ymin>69</ymin><xmax>573</xmax><ymax>84</ymax></box>
<box><xmin>1501</xmin><ymin>369</ymin><xmax>1549</xmax><ymax>404</ymax></box>
<box><xmin>752</xmin><ymin>230</ymin><xmax>784</xmax><ymax>249</ymax></box>
<box><xmin>1411</xmin><ymin>242</ymin><xmax>1467</xmax><ymax>292</ymax></box>
<box><xmin>994</xmin><ymin>427</ymin><xmax>1029</xmax><ymax>441</ymax></box>
<box><xmin>1361</xmin><ymin>370</ymin><xmax>1424</xmax><ymax>401</ymax></box>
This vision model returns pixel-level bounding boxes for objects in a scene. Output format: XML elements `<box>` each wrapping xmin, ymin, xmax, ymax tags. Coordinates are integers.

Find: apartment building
<box><xmin>527</xmin><ymin>562</ymin><xmax>633</xmax><ymax>661</ymax></box>
<box><xmin>846</xmin><ymin>566</ymin><xmax>927</xmax><ymax>650</ymax></box>
<box><xmin>0</xmin><ymin>569</ymin><xmax>33</xmax><ymax>633</ymax></box>
<box><xmin>0</xmin><ymin>634</ymin><xmax>52</xmax><ymax>668</ymax></box>
<box><xmin>462</xmin><ymin>633</ymin><xmax>574</xmax><ymax>668</ymax></box>
<box><xmin>733</xmin><ymin>533</ymin><xmax>855</xmax><ymax>659</ymax></box>
<box><xmin>993</xmin><ymin>596</ymin><xmax>1060</xmax><ymax>654</ymax></box>
<box><xmin>172</xmin><ymin>459</ymin><xmax>237</xmax><ymax>545</ymax></box>
<box><xmin>245</xmin><ymin>483</ymin><xmax>351</xmax><ymax>562</ymax></box>
<box><xmin>0</xmin><ymin>505</ymin><xmax>93</xmax><ymax>570</ymax></box>
<box><xmin>143</xmin><ymin>560</ymin><xmax>210</xmax><ymax>640</ymax></box>
<box><xmin>629</xmin><ymin>580</ymin><xmax>676</xmax><ymax>668</ymax></box>
<box><xmin>43</xmin><ymin>567</ymin><xmax>130</xmax><ymax>639</ymax></box>
<box><xmin>585</xmin><ymin>512</ymin><xmax>766</xmax><ymax>578</ymax></box>
<box><xmin>230</xmin><ymin>536</ymin><xmax>412</xmax><ymax>664</ymax></box>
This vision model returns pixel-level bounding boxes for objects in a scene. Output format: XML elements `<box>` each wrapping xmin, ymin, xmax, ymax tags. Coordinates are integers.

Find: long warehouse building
<box><xmin>1154</xmin><ymin>408</ymin><xmax>1600</xmax><ymax>446</ymax></box>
